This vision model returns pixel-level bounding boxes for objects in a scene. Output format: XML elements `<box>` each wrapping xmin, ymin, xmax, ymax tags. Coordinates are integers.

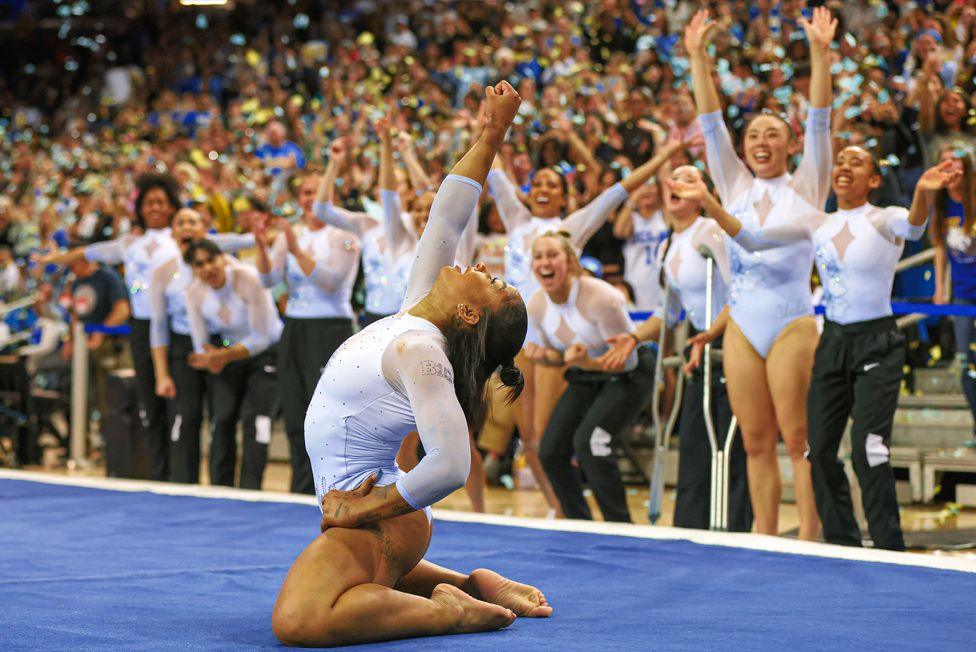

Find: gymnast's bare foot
<box><xmin>464</xmin><ymin>568</ymin><xmax>553</xmax><ymax>617</ymax></box>
<box><xmin>431</xmin><ymin>583</ymin><xmax>516</xmax><ymax>633</ymax></box>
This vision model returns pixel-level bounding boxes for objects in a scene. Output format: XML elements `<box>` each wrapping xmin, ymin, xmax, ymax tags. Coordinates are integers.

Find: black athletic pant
<box><xmin>166</xmin><ymin>332</ymin><xmax>206</xmax><ymax>484</ymax></box>
<box><xmin>540</xmin><ymin>346</ymin><xmax>656</xmax><ymax>522</ymax></box>
<box><xmin>130</xmin><ymin>318</ymin><xmax>169</xmax><ymax>481</ymax></box>
<box><xmin>807</xmin><ymin>317</ymin><xmax>906</xmax><ymax>551</ymax></box>
<box><xmin>279</xmin><ymin>317</ymin><xmax>353</xmax><ymax>494</ymax></box>
<box><xmin>673</xmin><ymin>339</ymin><xmax>752</xmax><ymax>532</ymax></box>
<box><xmin>210</xmin><ymin>346</ymin><xmax>279</xmax><ymax>490</ymax></box>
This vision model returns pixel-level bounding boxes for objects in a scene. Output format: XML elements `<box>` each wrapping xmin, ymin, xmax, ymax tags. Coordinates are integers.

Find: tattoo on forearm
<box><xmin>419</xmin><ymin>359</ymin><xmax>454</xmax><ymax>383</ymax></box>
<box><xmin>373</xmin><ymin>485</ymin><xmax>418</xmax><ymax>520</ymax></box>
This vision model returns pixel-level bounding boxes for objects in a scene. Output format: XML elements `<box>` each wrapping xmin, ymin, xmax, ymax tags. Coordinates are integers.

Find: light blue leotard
<box><xmin>700</xmin><ymin>107</ymin><xmax>831</xmax><ymax>358</ymax></box>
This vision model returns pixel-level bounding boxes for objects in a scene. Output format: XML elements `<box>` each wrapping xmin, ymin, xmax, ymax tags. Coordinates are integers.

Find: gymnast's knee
<box><xmin>272</xmin><ymin>598</ymin><xmax>340</xmax><ymax>648</ymax></box>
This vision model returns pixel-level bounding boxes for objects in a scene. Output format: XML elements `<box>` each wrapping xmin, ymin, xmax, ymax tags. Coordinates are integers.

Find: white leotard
<box><xmin>622</xmin><ymin>209</ymin><xmax>669</xmax><ymax>312</ymax></box>
<box><xmin>84</xmin><ymin>228</ymin><xmax>180</xmax><ymax>320</ymax></box>
<box><xmin>259</xmin><ymin>222</ymin><xmax>360</xmax><ymax>319</ymax></box>
<box><xmin>526</xmin><ymin>275</ymin><xmax>637</xmax><ymax>370</ymax></box>
<box><xmin>700</xmin><ymin>107</ymin><xmax>831</xmax><ymax>357</ymax></box>
<box><xmin>659</xmin><ymin>218</ymin><xmax>731</xmax><ymax>332</ymax></box>
<box><xmin>487</xmin><ymin>169</ymin><xmax>628</xmax><ymax>298</ymax></box>
<box><xmin>304</xmin><ymin>174</ymin><xmax>482</xmax><ymax>513</ymax></box>
<box><xmin>733</xmin><ymin>203</ymin><xmax>926</xmax><ymax>324</ymax></box>
<box><xmin>148</xmin><ymin>233</ymin><xmax>256</xmax><ymax>348</ymax></box>
<box><xmin>186</xmin><ymin>263</ymin><xmax>283</xmax><ymax>356</ymax></box>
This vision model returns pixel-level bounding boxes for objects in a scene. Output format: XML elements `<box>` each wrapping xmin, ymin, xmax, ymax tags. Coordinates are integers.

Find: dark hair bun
<box><xmin>498</xmin><ymin>360</ymin><xmax>525</xmax><ymax>403</ymax></box>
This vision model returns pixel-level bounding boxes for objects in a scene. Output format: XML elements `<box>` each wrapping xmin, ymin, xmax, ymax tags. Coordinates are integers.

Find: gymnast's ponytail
<box><xmin>498</xmin><ymin>359</ymin><xmax>525</xmax><ymax>404</ymax></box>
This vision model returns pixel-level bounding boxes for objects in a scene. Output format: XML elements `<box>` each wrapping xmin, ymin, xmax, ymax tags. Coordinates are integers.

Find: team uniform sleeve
<box><xmin>185</xmin><ymin>282</ymin><xmax>209</xmax><ymax>354</ymax></box>
<box><xmin>525</xmin><ymin>290</ymin><xmax>550</xmax><ymax>347</ymax></box>
<box><xmin>401</xmin><ymin>174</ymin><xmax>483</xmax><ymax>310</ymax></box>
<box><xmin>656</xmin><ymin>243</ymin><xmax>684</xmax><ymax>328</ymax></box>
<box><xmin>730</xmin><ymin>217</ymin><xmax>815</xmax><ymax>251</ymax></box>
<box><xmin>386</xmin><ymin>335</ymin><xmax>472</xmax><ymax>510</ymax></box>
<box><xmin>880</xmin><ymin>206</ymin><xmax>926</xmax><ymax>241</ymax></box>
<box><xmin>234</xmin><ymin>269</ymin><xmax>283</xmax><ymax>356</ymax></box>
<box><xmin>562</xmin><ymin>182</ymin><xmax>629</xmax><ymax>249</ymax></box>
<box><xmin>658</xmin><ymin>288</ymin><xmax>684</xmax><ymax>329</ymax></box>
<box><xmin>148</xmin><ymin>259</ymin><xmax>176</xmax><ymax>348</ymax></box>
<box><xmin>790</xmin><ymin>107</ymin><xmax>832</xmax><ymax>210</ymax></box>
<box><xmin>312</xmin><ymin>201</ymin><xmax>380</xmax><ymax>238</ymax></box>
<box><xmin>486</xmin><ymin>169</ymin><xmax>532</xmax><ymax>234</ymax></box>
<box><xmin>258</xmin><ymin>233</ymin><xmax>287</xmax><ymax>287</ymax></box>
<box><xmin>211</xmin><ymin>232</ymin><xmax>256</xmax><ymax>253</ymax></box>
<box><xmin>589</xmin><ymin>282</ymin><xmax>638</xmax><ymax>371</ymax></box>
<box><xmin>698</xmin><ymin>111</ymin><xmax>754</xmax><ymax>203</ymax></box>
<box><xmin>83</xmin><ymin>234</ymin><xmax>133</xmax><ymax>265</ymax></box>
<box><xmin>696</xmin><ymin>222</ymin><xmax>733</xmax><ymax>285</ymax></box>
<box><xmin>381</xmin><ymin>189</ymin><xmax>415</xmax><ymax>249</ymax></box>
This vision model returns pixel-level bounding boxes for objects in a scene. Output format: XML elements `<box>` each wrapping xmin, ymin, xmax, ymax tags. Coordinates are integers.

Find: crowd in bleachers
<box><xmin>2</xmin><ymin>1</ymin><xmax>976</xmax><ymax>545</ymax></box>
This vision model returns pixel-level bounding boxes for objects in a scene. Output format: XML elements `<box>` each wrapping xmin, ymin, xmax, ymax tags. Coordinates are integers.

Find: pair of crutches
<box><xmin>648</xmin><ymin>246</ymin><xmax>737</xmax><ymax>531</ymax></box>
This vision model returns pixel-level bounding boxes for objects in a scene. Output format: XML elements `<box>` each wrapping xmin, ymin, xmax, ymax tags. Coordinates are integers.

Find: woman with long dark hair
<box><xmin>273</xmin><ymin>82</ymin><xmax>550</xmax><ymax>648</ymax></box>
<box><xmin>931</xmin><ymin>145</ymin><xmax>976</xmax><ymax>443</ymax></box>
<box><xmin>917</xmin><ymin>46</ymin><xmax>975</xmax><ymax>167</ymax></box>
<box><xmin>313</xmin><ymin>118</ymin><xmax>485</xmax><ymax>510</ymax></box>
<box><xmin>685</xmin><ymin>8</ymin><xmax>835</xmax><ymax>539</ymax></box>
<box><xmin>525</xmin><ymin>230</ymin><xmax>654</xmax><ymax>522</ymax></box>
<box><xmin>42</xmin><ymin>173</ymin><xmax>182</xmax><ymax>481</ymax></box>
<box><xmin>601</xmin><ymin>165</ymin><xmax>753</xmax><ymax>532</ymax></box>
<box><xmin>672</xmin><ymin>149</ymin><xmax>950</xmax><ymax>549</ymax></box>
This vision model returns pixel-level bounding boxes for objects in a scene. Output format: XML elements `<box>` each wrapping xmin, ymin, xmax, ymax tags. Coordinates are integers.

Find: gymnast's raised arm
<box><xmin>400</xmin><ymin>81</ymin><xmax>523</xmax><ymax>309</ymax></box>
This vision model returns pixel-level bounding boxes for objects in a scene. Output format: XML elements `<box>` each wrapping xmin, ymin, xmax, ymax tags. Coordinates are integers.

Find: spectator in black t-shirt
<box><xmin>65</xmin><ymin>258</ymin><xmax>131</xmax><ymax>421</ymax></box>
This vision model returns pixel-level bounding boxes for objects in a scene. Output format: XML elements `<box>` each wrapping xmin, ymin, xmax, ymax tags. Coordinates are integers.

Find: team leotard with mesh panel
<box><xmin>257</xmin><ymin>221</ymin><xmax>360</xmax><ymax>319</ymax></box>
<box><xmin>699</xmin><ymin>107</ymin><xmax>831</xmax><ymax>357</ymax></box>
<box><xmin>185</xmin><ymin>262</ymin><xmax>283</xmax><ymax>356</ymax></box>
<box><xmin>731</xmin><ymin>203</ymin><xmax>926</xmax><ymax>324</ymax></box>
<box><xmin>84</xmin><ymin>228</ymin><xmax>180</xmax><ymax>320</ymax></box>
<box><xmin>148</xmin><ymin>233</ymin><xmax>255</xmax><ymax>348</ymax></box>
<box><xmin>487</xmin><ymin>169</ymin><xmax>628</xmax><ymax>299</ymax></box>
<box><xmin>526</xmin><ymin>275</ymin><xmax>637</xmax><ymax>371</ymax></box>
<box><xmin>657</xmin><ymin>217</ymin><xmax>731</xmax><ymax>332</ymax></box>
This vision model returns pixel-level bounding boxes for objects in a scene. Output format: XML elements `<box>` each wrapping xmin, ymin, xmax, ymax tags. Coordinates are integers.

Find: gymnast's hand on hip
<box><xmin>320</xmin><ymin>474</ymin><xmax>379</xmax><ymax>531</ymax></box>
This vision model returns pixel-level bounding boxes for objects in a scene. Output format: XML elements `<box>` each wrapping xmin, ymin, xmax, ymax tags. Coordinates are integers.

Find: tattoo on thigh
<box><xmin>364</xmin><ymin>522</ymin><xmax>400</xmax><ymax>585</ymax></box>
<box><xmin>419</xmin><ymin>360</ymin><xmax>454</xmax><ymax>384</ymax></box>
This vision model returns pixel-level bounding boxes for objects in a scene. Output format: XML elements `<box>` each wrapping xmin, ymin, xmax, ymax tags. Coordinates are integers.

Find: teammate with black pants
<box><xmin>150</xmin><ymin>208</ymin><xmax>255</xmax><ymax>483</ymax></box>
<box><xmin>185</xmin><ymin>239</ymin><xmax>283</xmax><ymax>489</ymax></box>
<box><xmin>674</xmin><ymin>329</ymin><xmax>752</xmax><ymax>531</ymax></box>
<box><xmin>43</xmin><ymin>174</ymin><xmax>182</xmax><ymax>481</ymax></box>
<box><xmin>254</xmin><ymin>174</ymin><xmax>360</xmax><ymax>494</ymax></box>
<box><xmin>806</xmin><ymin>151</ymin><xmax>956</xmax><ymax>549</ymax></box>
<box><xmin>698</xmin><ymin>148</ymin><xmax>955</xmax><ymax>546</ymax></box>
<box><xmin>604</xmin><ymin>164</ymin><xmax>751</xmax><ymax>532</ymax></box>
